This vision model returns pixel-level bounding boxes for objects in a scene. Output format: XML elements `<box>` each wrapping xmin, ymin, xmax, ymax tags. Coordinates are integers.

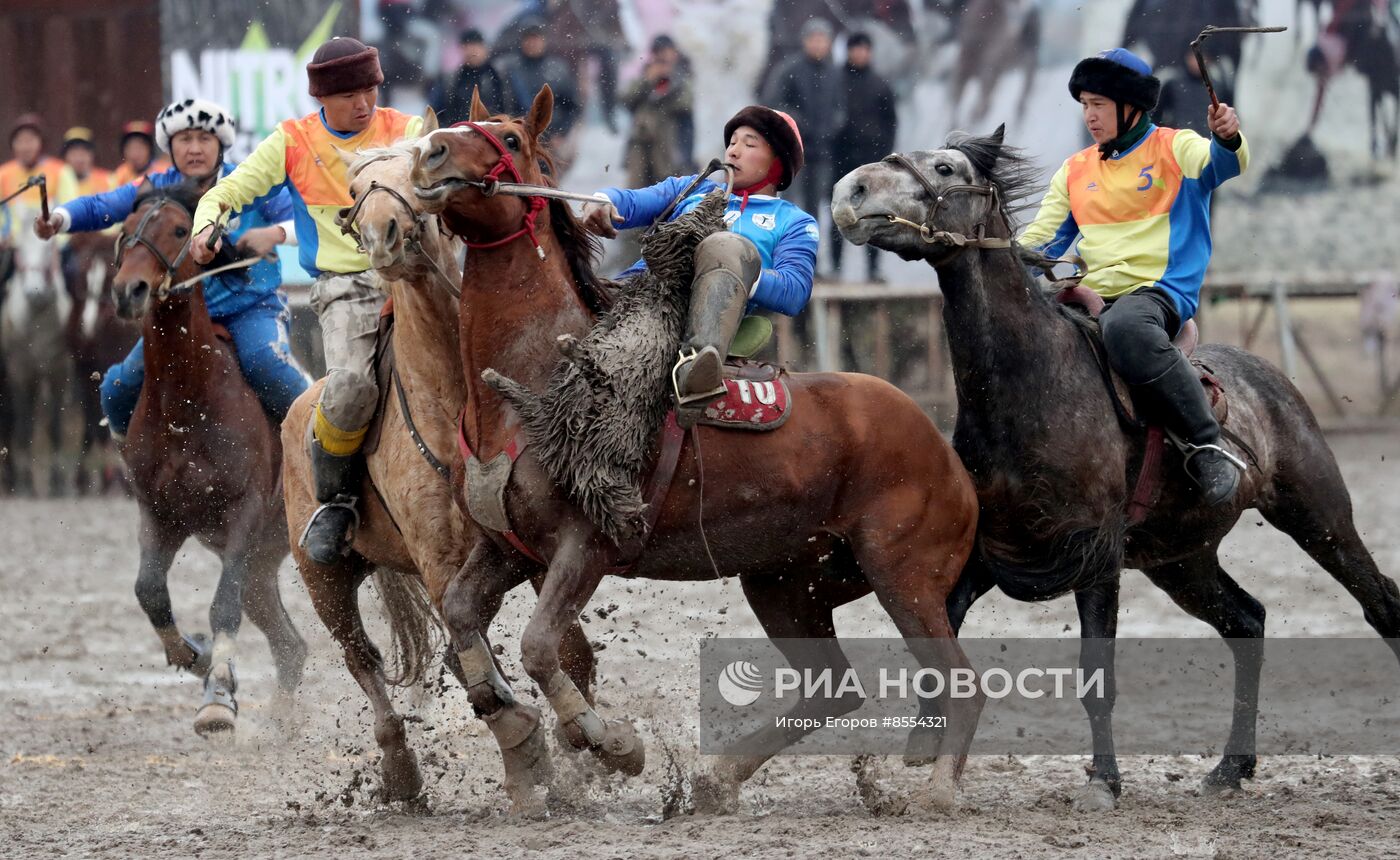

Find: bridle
<box><xmin>339</xmin><ymin>179</ymin><xmax>461</xmax><ymax>298</ymax></box>
<box><xmin>878</xmin><ymin>152</ymin><xmax>1011</xmax><ymax>252</ymax></box>
<box><xmin>115</xmin><ymin>197</ymin><xmax>261</xmax><ymax>299</ymax></box>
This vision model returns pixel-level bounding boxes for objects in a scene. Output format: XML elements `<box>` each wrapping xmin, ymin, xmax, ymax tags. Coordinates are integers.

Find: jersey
<box><xmin>0</xmin><ymin>156</ymin><xmax>78</xmax><ymax>242</ymax></box>
<box><xmin>600</xmin><ymin>175</ymin><xmax>819</xmax><ymax>316</ymax></box>
<box><xmin>1019</xmin><ymin>125</ymin><xmax>1249</xmax><ymax>322</ymax></box>
<box><xmin>191</xmin><ymin>107</ymin><xmax>422</xmax><ymax>277</ymax></box>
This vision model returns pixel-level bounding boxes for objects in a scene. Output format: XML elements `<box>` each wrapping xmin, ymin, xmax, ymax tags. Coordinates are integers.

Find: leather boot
<box><xmin>1136</xmin><ymin>353</ymin><xmax>1244</xmax><ymax>506</ymax></box>
<box><xmin>300</xmin><ymin>437</ymin><xmax>362</xmax><ymax>564</ymax></box>
<box><xmin>674</xmin><ymin>234</ymin><xmax>759</xmax><ymax>404</ymax></box>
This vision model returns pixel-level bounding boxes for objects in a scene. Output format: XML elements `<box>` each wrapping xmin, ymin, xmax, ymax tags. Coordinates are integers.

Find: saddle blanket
<box><xmin>694</xmin><ymin>374</ymin><xmax>792</xmax><ymax>431</ymax></box>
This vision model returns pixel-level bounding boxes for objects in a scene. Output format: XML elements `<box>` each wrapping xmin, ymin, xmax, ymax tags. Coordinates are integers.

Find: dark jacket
<box><xmin>428</xmin><ymin>62</ymin><xmax>507</xmax><ymax>125</ymax></box>
<box><xmin>835</xmin><ymin>64</ymin><xmax>897</xmax><ymax>170</ymax></box>
<box><xmin>761</xmin><ymin>52</ymin><xmax>847</xmax><ymax>160</ymax></box>
<box><xmin>495</xmin><ymin>52</ymin><xmax>580</xmax><ymax>136</ymax></box>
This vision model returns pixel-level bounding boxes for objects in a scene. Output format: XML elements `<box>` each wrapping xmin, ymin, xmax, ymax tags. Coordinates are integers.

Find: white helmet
<box><xmin>155</xmin><ymin>98</ymin><xmax>237</xmax><ymax>152</ymax></box>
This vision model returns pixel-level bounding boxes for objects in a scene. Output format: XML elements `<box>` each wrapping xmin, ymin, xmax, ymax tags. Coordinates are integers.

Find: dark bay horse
<box><xmin>282</xmin><ymin>133</ymin><xmax>598</xmax><ymax>805</ymax></box>
<box><xmin>831</xmin><ymin>128</ymin><xmax>1400</xmax><ymax>810</ymax></box>
<box><xmin>408</xmin><ymin>87</ymin><xmax>981</xmax><ymax>815</ymax></box>
<box><xmin>112</xmin><ymin>182</ymin><xmax>305</xmax><ymax>736</ymax></box>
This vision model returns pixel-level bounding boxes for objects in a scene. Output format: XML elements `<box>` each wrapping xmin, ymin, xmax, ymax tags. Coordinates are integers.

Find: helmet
<box><xmin>10</xmin><ymin>112</ymin><xmax>46</xmax><ymax>144</ymax></box>
<box><xmin>155</xmin><ymin>98</ymin><xmax>237</xmax><ymax>153</ymax></box>
<box><xmin>121</xmin><ymin>120</ymin><xmax>156</xmax><ymax>147</ymax></box>
<box><xmin>722</xmin><ymin>106</ymin><xmax>805</xmax><ymax>191</ymax></box>
<box><xmin>62</xmin><ymin>126</ymin><xmax>96</xmax><ymax>154</ymax></box>
<box><xmin>1068</xmin><ymin>48</ymin><xmax>1161</xmax><ymax>111</ymax></box>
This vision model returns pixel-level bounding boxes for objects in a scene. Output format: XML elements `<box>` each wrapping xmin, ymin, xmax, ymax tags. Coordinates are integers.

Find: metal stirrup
<box><xmin>1165</xmin><ymin>431</ymin><xmax>1248</xmax><ymax>474</ymax></box>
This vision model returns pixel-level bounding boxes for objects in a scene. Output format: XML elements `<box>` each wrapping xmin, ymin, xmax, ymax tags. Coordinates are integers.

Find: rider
<box><xmin>1020</xmin><ymin>48</ymin><xmax>1249</xmax><ymax>505</ymax></box>
<box><xmin>111</xmin><ymin>120</ymin><xmax>170</xmax><ymax>187</ymax></box>
<box><xmin>187</xmin><ymin>36</ymin><xmax>423</xmax><ymax>564</ymax></box>
<box><xmin>61</xmin><ymin>127</ymin><xmax>114</xmax><ymax>196</ymax></box>
<box><xmin>581</xmin><ymin>105</ymin><xmax>818</xmax><ymax>403</ymax></box>
<box><xmin>33</xmin><ymin>98</ymin><xmax>308</xmax><ymax>442</ymax></box>
<box><xmin>0</xmin><ymin>114</ymin><xmax>77</xmax><ymax>246</ymax></box>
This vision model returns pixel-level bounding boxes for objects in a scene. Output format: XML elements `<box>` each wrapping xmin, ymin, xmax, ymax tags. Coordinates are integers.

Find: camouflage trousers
<box><xmin>308</xmin><ymin>269</ymin><xmax>385</xmax><ymax>436</ymax></box>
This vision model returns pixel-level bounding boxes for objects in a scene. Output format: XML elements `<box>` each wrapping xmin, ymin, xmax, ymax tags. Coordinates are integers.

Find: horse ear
<box><xmin>989</xmin><ymin>124</ymin><xmax>1006</xmax><ymax>147</ymax></box>
<box><xmin>420</xmin><ymin>105</ymin><xmax>440</xmax><ymax>136</ymax></box>
<box><xmin>525</xmin><ymin>85</ymin><xmax>554</xmax><ymax>141</ymax></box>
<box><xmin>331</xmin><ymin>144</ymin><xmax>357</xmax><ymax>170</ymax></box>
<box><xmin>469</xmin><ymin>86</ymin><xmax>491</xmax><ymax>122</ymax></box>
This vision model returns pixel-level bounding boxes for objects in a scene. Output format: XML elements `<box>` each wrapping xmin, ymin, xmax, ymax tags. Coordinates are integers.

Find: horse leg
<box><xmin>1070</xmin><ymin>578</ymin><xmax>1122</xmax><ymax>812</ymax></box>
<box><xmin>193</xmin><ymin>547</ymin><xmax>251</xmax><ymax>737</ymax></box>
<box><xmin>46</xmin><ymin>367</ymin><xmax>68</xmax><ymax>498</ymax></box>
<box><xmin>691</xmin><ymin>569</ymin><xmax>871</xmax><ymax>815</ymax></box>
<box><xmin>13</xmin><ymin>370</ymin><xmax>36</xmax><ymax>496</ymax></box>
<box><xmin>947</xmin><ymin>552</ymin><xmax>996</xmax><ymax>633</ymax></box>
<box><xmin>133</xmin><ymin>513</ymin><xmax>202</xmax><ymax>674</ymax></box>
<box><xmin>240</xmin><ymin>541</ymin><xmax>307</xmax><ymax>722</ymax></box>
<box><xmin>516</xmin><ymin>532</ymin><xmax>644</xmax><ymax>777</ymax></box>
<box><xmin>1141</xmin><ymin>552</ymin><xmax>1266</xmax><ymax>792</ymax></box>
<box><xmin>442</xmin><ymin>542</ymin><xmax>561</xmax><ymax>816</ymax></box>
<box><xmin>300</xmin><ymin>552</ymin><xmax>423</xmax><ymax>801</ymax></box>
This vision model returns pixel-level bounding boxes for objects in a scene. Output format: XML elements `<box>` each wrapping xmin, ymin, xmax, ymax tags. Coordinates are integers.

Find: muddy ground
<box><xmin>2</xmin><ymin>432</ymin><xmax>1399</xmax><ymax>859</ymax></box>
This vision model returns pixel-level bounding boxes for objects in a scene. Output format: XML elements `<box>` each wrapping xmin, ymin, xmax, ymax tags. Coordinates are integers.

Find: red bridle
<box><xmin>449</xmin><ymin>121</ymin><xmax>547</xmax><ymax>259</ymax></box>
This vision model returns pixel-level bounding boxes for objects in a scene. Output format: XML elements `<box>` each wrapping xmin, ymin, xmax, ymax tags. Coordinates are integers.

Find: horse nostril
<box><xmin>851</xmin><ymin>182</ymin><xmax>867</xmax><ymax>206</ymax></box>
<box><xmin>385</xmin><ymin>219</ymin><xmax>399</xmax><ymax>244</ymax></box>
<box><xmin>427</xmin><ymin>142</ymin><xmax>448</xmax><ymax>169</ymax></box>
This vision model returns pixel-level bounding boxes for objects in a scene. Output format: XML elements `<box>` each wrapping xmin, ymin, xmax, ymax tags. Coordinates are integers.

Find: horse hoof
<box><xmin>594</xmin><ymin>719</ymin><xmax>645</xmax><ymax>776</ymax></box>
<box><xmin>380</xmin><ymin>748</ymin><xmax>424</xmax><ymax>802</ymax></box>
<box><xmin>1071</xmin><ymin>779</ymin><xmax>1118</xmax><ymax>812</ymax></box>
<box><xmin>690</xmin><ymin>772</ymin><xmax>740</xmax><ymax>815</ymax></box>
<box><xmin>502</xmin><ymin>717</ymin><xmax>556</xmax><ymax>800</ymax></box>
<box><xmin>193</xmin><ymin>702</ymin><xmax>237</xmax><ymax>737</ymax></box>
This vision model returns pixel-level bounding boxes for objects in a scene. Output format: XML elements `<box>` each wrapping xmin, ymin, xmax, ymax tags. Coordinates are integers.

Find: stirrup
<box><xmin>1165</xmin><ymin>431</ymin><xmax>1248</xmax><ymax>474</ymax></box>
<box><xmin>297</xmin><ymin>495</ymin><xmax>361</xmax><ymax>553</ymax></box>
<box><xmin>671</xmin><ymin>347</ymin><xmax>727</xmax><ymax>406</ymax></box>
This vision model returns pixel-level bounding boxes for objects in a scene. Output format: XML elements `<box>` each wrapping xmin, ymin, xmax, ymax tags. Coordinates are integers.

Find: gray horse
<box><xmin>1</xmin><ymin>225</ymin><xmax>72</xmax><ymax>496</ymax></box>
<box><xmin>831</xmin><ymin>127</ymin><xmax>1400</xmax><ymax>810</ymax></box>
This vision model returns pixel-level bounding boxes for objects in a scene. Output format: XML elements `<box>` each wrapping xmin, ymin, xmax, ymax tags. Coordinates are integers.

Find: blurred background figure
<box><xmin>497</xmin><ymin>18</ymin><xmax>581</xmax><ymax>172</ymax></box>
<box><xmin>762</xmin><ymin>17</ymin><xmax>845</xmax><ymax>265</ymax></box>
<box><xmin>428</xmin><ymin>28</ymin><xmax>506</xmax><ymax>122</ymax></box>
<box><xmin>832</xmin><ymin>31</ymin><xmax>896</xmax><ymax>283</ymax></box>
<box><xmin>1</xmin><ymin>115</ymin><xmax>76</xmax><ymax>247</ymax></box>
<box><xmin>111</xmin><ymin>121</ymin><xmax>168</xmax><ymax>187</ymax></box>
<box><xmin>1154</xmin><ymin>48</ymin><xmax>1233</xmax><ymax>137</ymax></box>
<box><xmin>623</xmin><ymin>34</ymin><xmax>693</xmax><ymax>186</ymax></box>
<box><xmin>61</xmin><ymin>128</ymin><xmax>112</xmax><ymax>197</ymax></box>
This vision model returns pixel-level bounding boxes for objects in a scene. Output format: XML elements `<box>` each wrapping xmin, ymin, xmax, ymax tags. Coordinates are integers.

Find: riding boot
<box><xmin>1136</xmin><ymin>353</ymin><xmax>1244</xmax><ymax>506</ymax></box>
<box><xmin>673</xmin><ymin>233</ymin><xmax>761</xmax><ymax>404</ymax></box>
<box><xmin>300</xmin><ymin>435</ymin><xmax>363</xmax><ymax>564</ymax></box>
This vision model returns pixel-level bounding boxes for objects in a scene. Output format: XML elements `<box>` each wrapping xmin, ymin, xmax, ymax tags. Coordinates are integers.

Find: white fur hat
<box><xmin>155</xmin><ymin>98</ymin><xmax>237</xmax><ymax>152</ymax></box>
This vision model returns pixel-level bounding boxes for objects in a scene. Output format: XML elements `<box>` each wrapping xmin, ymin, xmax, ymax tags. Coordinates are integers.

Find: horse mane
<box><xmin>944</xmin><ymin>129</ymin><xmax>1045</xmax><ymax>230</ymax></box>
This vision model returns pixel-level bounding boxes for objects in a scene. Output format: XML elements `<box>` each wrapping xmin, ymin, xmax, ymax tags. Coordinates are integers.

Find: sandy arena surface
<box><xmin>2</xmin><ymin>433</ymin><xmax>1399</xmax><ymax>859</ymax></box>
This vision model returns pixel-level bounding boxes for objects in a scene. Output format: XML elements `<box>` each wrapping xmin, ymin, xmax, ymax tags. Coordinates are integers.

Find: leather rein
<box><xmin>338</xmin><ymin>179</ymin><xmax>461</xmax><ymax>298</ymax></box>
<box><xmin>878</xmin><ymin>153</ymin><xmax>1012</xmax><ymax>252</ymax></box>
<box><xmin>115</xmin><ymin>197</ymin><xmax>261</xmax><ymax>298</ymax></box>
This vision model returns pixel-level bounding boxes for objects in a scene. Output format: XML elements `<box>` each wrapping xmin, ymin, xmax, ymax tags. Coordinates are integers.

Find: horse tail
<box><xmin>371</xmin><ymin>568</ymin><xmax>442</xmax><ymax>688</ymax></box>
<box><xmin>977</xmin><ymin>523</ymin><xmax>1123</xmax><ymax>603</ymax></box>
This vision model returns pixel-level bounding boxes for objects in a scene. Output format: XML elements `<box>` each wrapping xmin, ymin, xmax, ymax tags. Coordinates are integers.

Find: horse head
<box><xmin>9</xmin><ymin>225</ymin><xmax>63</xmax><ymax>310</ymax></box>
<box><xmin>338</xmin><ymin>108</ymin><xmax>442</xmax><ymax>276</ymax></box>
<box><xmin>832</xmin><ymin>124</ymin><xmax>1035</xmax><ymax>267</ymax></box>
<box><xmin>410</xmin><ymin>85</ymin><xmax>556</xmax><ymax>241</ymax></box>
<box><xmin>111</xmin><ymin>183</ymin><xmax>203</xmax><ymax>319</ymax></box>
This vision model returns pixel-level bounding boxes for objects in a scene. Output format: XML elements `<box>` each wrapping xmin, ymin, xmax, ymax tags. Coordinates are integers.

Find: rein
<box><xmin>443</xmin><ymin>121</ymin><xmax>550</xmax><ymax>259</ymax></box>
<box><xmin>116</xmin><ymin>197</ymin><xmax>263</xmax><ymax>299</ymax></box>
<box><xmin>339</xmin><ymin>179</ymin><xmax>461</xmax><ymax>298</ymax></box>
<box><xmin>879</xmin><ymin>153</ymin><xmax>1012</xmax><ymax>252</ymax></box>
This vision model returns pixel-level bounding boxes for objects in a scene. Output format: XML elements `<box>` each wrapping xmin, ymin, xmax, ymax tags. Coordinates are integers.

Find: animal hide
<box><xmin>483</xmin><ymin>189</ymin><xmax>727</xmax><ymax>545</ymax></box>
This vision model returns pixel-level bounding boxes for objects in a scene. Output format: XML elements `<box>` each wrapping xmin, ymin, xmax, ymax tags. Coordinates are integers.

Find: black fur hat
<box><xmin>1069</xmin><ymin>48</ymin><xmax>1161</xmax><ymax>111</ymax></box>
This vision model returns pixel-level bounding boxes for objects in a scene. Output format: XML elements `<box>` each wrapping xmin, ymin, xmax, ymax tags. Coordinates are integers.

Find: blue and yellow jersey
<box><xmin>1020</xmin><ymin>124</ymin><xmax>1249</xmax><ymax>322</ymax></box>
<box><xmin>601</xmin><ymin>175</ymin><xmax>819</xmax><ymax>317</ymax></box>
<box><xmin>192</xmin><ymin>108</ymin><xmax>421</xmax><ymax>277</ymax></box>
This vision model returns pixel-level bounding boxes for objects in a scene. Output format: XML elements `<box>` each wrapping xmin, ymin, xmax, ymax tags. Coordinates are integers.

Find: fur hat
<box><xmin>155</xmin><ymin>99</ymin><xmax>237</xmax><ymax>152</ymax></box>
<box><xmin>121</xmin><ymin>120</ymin><xmax>156</xmax><ymax>146</ymax></box>
<box><xmin>723</xmin><ymin>106</ymin><xmax>805</xmax><ymax>191</ymax></box>
<box><xmin>1069</xmin><ymin>48</ymin><xmax>1161</xmax><ymax>111</ymax></box>
<box><xmin>306</xmin><ymin>36</ymin><xmax>384</xmax><ymax>98</ymax></box>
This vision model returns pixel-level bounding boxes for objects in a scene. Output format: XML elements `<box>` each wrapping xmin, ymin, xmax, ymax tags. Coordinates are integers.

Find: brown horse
<box><xmin>408</xmin><ymin>87</ymin><xmax>980</xmax><ymax>814</ymax></box>
<box><xmin>111</xmin><ymin>182</ymin><xmax>306</xmax><ymax>736</ymax></box>
<box><xmin>282</xmin><ymin>127</ymin><xmax>599</xmax><ymax>805</ymax></box>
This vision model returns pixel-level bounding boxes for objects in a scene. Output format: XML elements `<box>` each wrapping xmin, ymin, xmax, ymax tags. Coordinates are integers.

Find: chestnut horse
<box><xmin>112</xmin><ymin>182</ymin><xmax>306</xmax><ymax>735</ymax></box>
<box><xmin>408</xmin><ymin>87</ymin><xmax>981</xmax><ymax>814</ymax></box>
<box><xmin>282</xmin><ymin>129</ymin><xmax>598</xmax><ymax>805</ymax></box>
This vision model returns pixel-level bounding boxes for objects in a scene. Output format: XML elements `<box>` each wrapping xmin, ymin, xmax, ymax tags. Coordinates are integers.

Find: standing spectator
<box><xmin>762</xmin><ymin>18</ymin><xmax>846</xmax><ymax>251</ymax></box>
<box><xmin>652</xmin><ymin>35</ymin><xmax>696</xmax><ymax>169</ymax></box>
<box><xmin>428</xmin><ymin>29</ymin><xmax>506</xmax><ymax>122</ymax></box>
<box><xmin>111</xmin><ymin>121</ymin><xmax>169</xmax><ymax>187</ymax></box>
<box><xmin>61</xmin><ymin>128</ymin><xmax>113</xmax><ymax>197</ymax></box>
<box><xmin>496</xmin><ymin>19</ymin><xmax>581</xmax><ymax>172</ymax></box>
<box><xmin>1153</xmin><ymin>49</ymin><xmax>1232</xmax><ymax>138</ymax></box>
<box><xmin>622</xmin><ymin>35</ymin><xmax>693</xmax><ymax>186</ymax></box>
<box><xmin>832</xmin><ymin>32</ymin><xmax>896</xmax><ymax>282</ymax></box>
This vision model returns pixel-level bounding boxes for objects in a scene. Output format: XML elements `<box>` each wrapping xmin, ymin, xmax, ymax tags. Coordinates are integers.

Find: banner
<box><xmin>159</xmin><ymin>0</ymin><xmax>358</xmax><ymax>159</ymax></box>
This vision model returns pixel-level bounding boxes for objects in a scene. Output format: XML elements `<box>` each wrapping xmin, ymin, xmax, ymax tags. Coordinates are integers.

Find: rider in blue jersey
<box><xmin>582</xmin><ymin>105</ymin><xmax>817</xmax><ymax>403</ymax></box>
<box><xmin>34</xmin><ymin>99</ymin><xmax>309</xmax><ymax>437</ymax></box>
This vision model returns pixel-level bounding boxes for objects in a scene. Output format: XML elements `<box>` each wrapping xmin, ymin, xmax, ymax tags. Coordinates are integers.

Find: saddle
<box><xmin>676</xmin><ymin>315</ymin><xmax>793</xmax><ymax>431</ymax></box>
<box><xmin>1054</xmin><ymin>285</ymin><xmax>1231</xmax><ymax>524</ymax></box>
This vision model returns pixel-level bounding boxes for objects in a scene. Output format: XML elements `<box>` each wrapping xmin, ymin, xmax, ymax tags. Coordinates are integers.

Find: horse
<box><xmin>64</xmin><ymin>231</ymin><xmax>138</xmax><ymax>495</ymax></box>
<box><xmin>281</xmin><ymin>122</ymin><xmax>599</xmax><ymax>806</ymax></box>
<box><xmin>947</xmin><ymin>0</ymin><xmax>1039</xmax><ymax>134</ymax></box>
<box><xmin>1308</xmin><ymin>0</ymin><xmax>1400</xmax><ymax>159</ymax></box>
<box><xmin>1</xmin><ymin>223</ymin><xmax>72</xmax><ymax>496</ymax></box>
<box><xmin>111</xmin><ymin>181</ymin><xmax>306</xmax><ymax>736</ymax></box>
<box><xmin>831</xmin><ymin>127</ymin><xmax>1400</xmax><ymax>811</ymax></box>
<box><xmin>407</xmin><ymin>86</ymin><xmax>981</xmax><ymax>815</ymax></box>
